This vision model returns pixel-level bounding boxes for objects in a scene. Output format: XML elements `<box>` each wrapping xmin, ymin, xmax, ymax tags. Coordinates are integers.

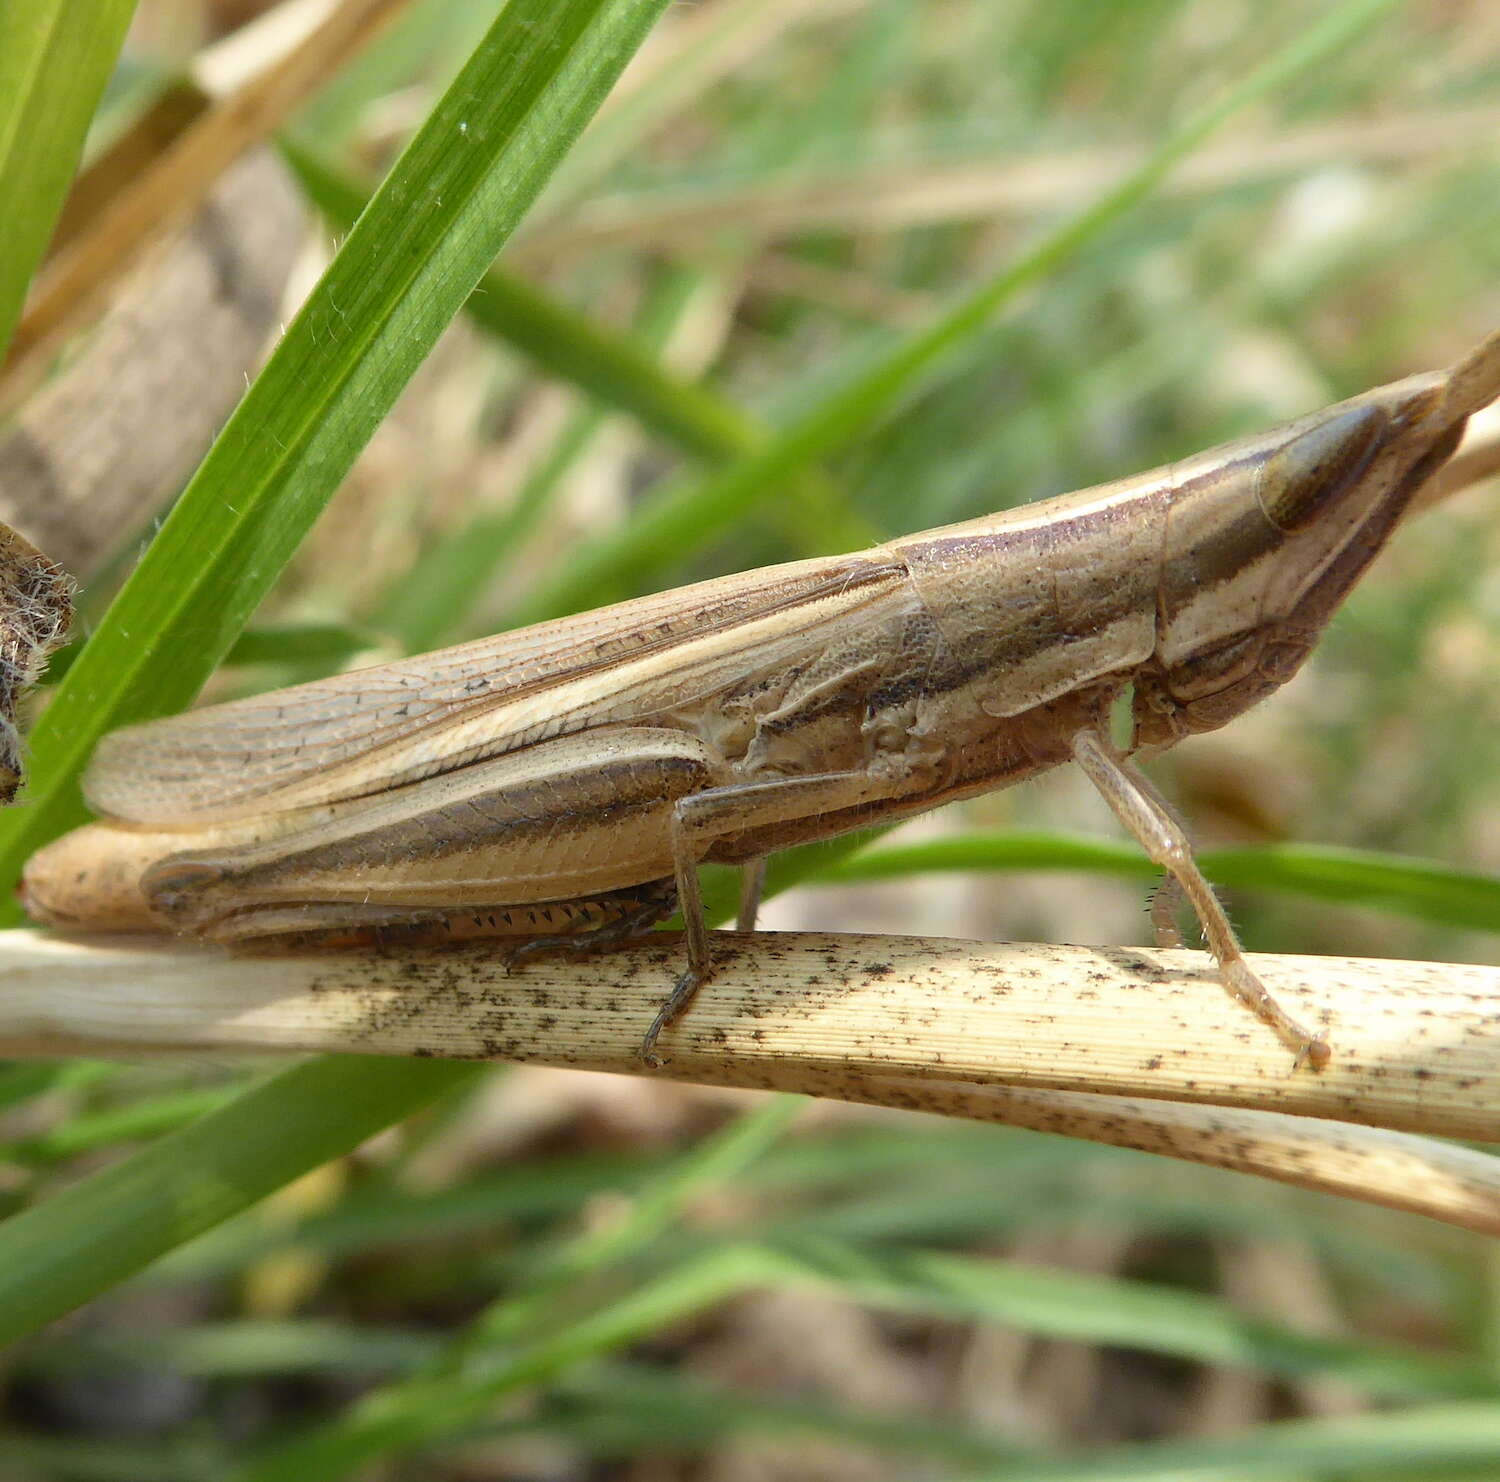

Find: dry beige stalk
<box><xmin>512</xmin><ymin>104</ymin><xmax>1500</xmax><ymax>264</ymax></box>
<box><xmin>2</xmin><ymin>930</ymin><xmax>1499</xmax><ymax>1232</ymax></box>
<box><xmin>2</xmin><ymin>0</ymin><xmax>408</xmax><ymax>385</ymax></box>
<box><xmin>0</xmin><ymin>151</ymin><xmax>304</xmax><ymax>576</ymax></box>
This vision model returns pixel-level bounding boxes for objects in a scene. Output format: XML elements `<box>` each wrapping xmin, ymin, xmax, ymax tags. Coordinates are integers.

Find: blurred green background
<box><xmin>1</xmin><ymin>0</ymin><xmax>1499</xmax><ymax>1477</ymax></box>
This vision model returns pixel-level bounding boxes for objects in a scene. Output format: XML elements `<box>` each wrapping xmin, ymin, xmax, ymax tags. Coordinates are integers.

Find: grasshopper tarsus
<box><xmin>1221</xmin><ymin>956</ymin><xmax>1329</xmax><ymax>1072</ymax></box>
<box><xmin>639</xmin><ymin>962</ymin><xmax>707</xmax><ymax>1068</ymax></box>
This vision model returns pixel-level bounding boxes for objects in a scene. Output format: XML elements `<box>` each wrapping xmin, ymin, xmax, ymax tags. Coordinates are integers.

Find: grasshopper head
<box><xmin>1132</xmin><ymin>329</ymin><xmax>1500</xmax><ymax>749</ymax></box>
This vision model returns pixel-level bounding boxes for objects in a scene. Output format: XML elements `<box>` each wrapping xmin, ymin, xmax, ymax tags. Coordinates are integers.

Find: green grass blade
<box><xmin>239</xmin><ymin>1098</ymin><xmax>804</xmax><ymax>1478</ymax></box>
<box><xmin>241</xmin><ymin>1230</ymin><xmax>1494</xmax><ymax>1481</ymax></box>
<box><xmin>953</xmin><ymin>1404</ymin><xmax>1500</xmax><ymax>1482</ymax></box>
<box><xmin>283</xmin><ymin>138</ymin><xmax>875</xmax><ymax>609</ymax></box>
<box><xmin>24</xmin><ymin>1318</ymin><xmax>440</xmax><ymax>1380</ymax></box>
<box><xmin>372</xmin><ymin>263</ymin><xmax>709</xmax><ymax>650</ymax></box>
<box><xmin>764</xmin><ymin>1241</ymin><xmax>1491</xmax><ymax>1400</ymax></box>
<box><xmin>0</xmin><ymin>0</ymin><xmax>674</xmax><ymax>900</ymax></box>
<box><xmin>503</xmin><ymin>0</ymin><xmax>1402</xmax><ymax>627</ymax></box>
<box><xmin>505</xmin><ymin>1382</ymin><xmax>1500</xmax><ymax>1477</ymax></box>
<box><xmin>824</xmin><ymin>832</ymin><xmax>1500</xmax><ymax>935</ymax></box>
<box><xmin>457</xmin><ymin>1094</ymin><xmax>804</xmax><ymax>1350</ymax></box>
<box><xmin>233</xmin><ymin>1245</ymin><xmax>768</xmax><ymax>1481</ymax></box>
<box><xmin>536</xmin><ymin>0</ymin><xmax>816</xmax><ymax>213</ymax></box>
<box><xmin>149</xmin><ymin>1122</ymin><xmax>1091</xmax><ymax>1281</ymax></box>
<box><xmin>0</xmin><ymin>1057</ymin><xmax>483</xmax><ymax>1349</ymax></box>
<box><xmin>0</xmin><ymin>1059</ymin><xmax>112</xmax><ymax>1117</ymax></box>
<box><xmin>6</xmin><ymin>1083</ymin><xmax>243</xmax><ymax>1165</ymax></box>
<box><xmin>525</xmin><ymin>1362</ymin><xmax>1032</xmax><ymax>1469</ymax></box>
<box><xmin>0</xmin><ymin>0</ymin><xmax>136</xmax><ymax>359</ymax></box>
<box><xmin>281</xmin><ymin>138</ymin><xmax>759</xmax><ymax>465</ymax></box>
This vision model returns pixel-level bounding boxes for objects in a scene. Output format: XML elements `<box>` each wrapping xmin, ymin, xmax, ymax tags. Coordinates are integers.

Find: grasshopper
<box><xmin>22</xmin><ymin>329</ymin><xmax>1500</xmax><ymax>1068</ymax></box>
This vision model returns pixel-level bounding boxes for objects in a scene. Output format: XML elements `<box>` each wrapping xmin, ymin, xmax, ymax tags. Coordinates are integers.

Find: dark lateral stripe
<box><xmin>189</xmin><ymin>750</ymin><xmax>710</xmax><ymax>888</ymax></box>
<box><xmin>1159</xmin><ymin>499</ymin><xmax>1281</xmax><ymax>603</ymax></box>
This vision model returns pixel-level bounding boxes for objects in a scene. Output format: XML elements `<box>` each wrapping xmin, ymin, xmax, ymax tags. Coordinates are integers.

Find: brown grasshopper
<box><xmin>23</xmin><ymin>329</ymin><xmax>1500</xmax><ymax>1068</ymax></box>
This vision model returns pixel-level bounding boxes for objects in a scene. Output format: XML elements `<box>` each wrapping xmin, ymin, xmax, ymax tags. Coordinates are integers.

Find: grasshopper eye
<box><xmin>1256</xmin><ymin>403</ymin><xmax>1388</xmax><ymax>532</ymax></box>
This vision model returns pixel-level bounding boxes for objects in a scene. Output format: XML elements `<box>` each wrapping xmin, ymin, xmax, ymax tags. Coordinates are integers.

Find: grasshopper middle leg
<box><xmin>641</xmin><ymin>766</ymin><xmax>929</xmax><ymax>1065</ymax></box>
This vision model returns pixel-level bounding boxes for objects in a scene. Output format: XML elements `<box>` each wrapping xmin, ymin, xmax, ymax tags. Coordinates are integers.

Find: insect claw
<box><xmin>638</xmin><ymin>965</ymin><xmax>706</xmax><ymax>1068</ymax></box>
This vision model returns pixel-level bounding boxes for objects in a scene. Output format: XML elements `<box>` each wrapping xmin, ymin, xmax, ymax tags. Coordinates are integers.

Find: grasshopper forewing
<box><xmin>23</xmin><ymin>329</ymin><xmax>1500</xmax><ymax>1068</ymax></box>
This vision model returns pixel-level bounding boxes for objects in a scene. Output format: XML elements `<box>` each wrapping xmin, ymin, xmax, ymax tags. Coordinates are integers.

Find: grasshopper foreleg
<box><xmin>1071</xmin><ymin>728</ymin><xmax>1329</xmax><ymax>1070</ymax></box>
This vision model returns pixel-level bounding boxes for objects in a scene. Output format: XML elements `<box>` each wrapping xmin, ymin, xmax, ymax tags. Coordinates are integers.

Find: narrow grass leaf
<box><xmin>524</xmin><ymin>1361</ymin><xmax>1032</xmax><ymax>1467</ymax></box>
<box><xmin>0</xmin><ymin>0</ymin><xmax>136</xmax><ymax>360</ymax></box>
<box><xmin>373</xmin><ymin>264</ymin><xmax>711</xmax><ymax>650</ymax></box>
<box><xmin>23</xmin><ymin>1318</ymin><xmax>440</xmax><ymax>1380</ymax></box>
<box><xmin>954</xmin><ymin>1403</ymin><xmax>1500</xmax><ymax>1482</ymax></box>
<box><xmin>283</xmin><ymin>139</ymin><xmax>762</xmax><ymax>465</ymax></box>
<box><xmin>237</xmin><ymin>1233</ymin><xmax>1494</xmax><ymax>1482</ymax></box>
<box><xmin>151</xmin><ymin>1122</ymin><xmax>1071</xmax><ymax>1281</ymax></box>
<box><xmin>825</xmin><ymin>832</ymin><xmax>1500</xmax><ymax>935</ymax></box>
<box><xmin>233</xmin><ymin>1245</ymin><xmax>769</xmax><ymax>1482</ymax></box>
<box><xmin>0</xmin><ymin>1061</ymin><xmax>115</xmax><ymax>1120</ymax></box>
<box><xmin>7</xmin><ymin>1083</ymin><xmax>242</xmax><ymax>1165</ymax></box>
<box><xmin>457</xmin><ymin>1094</ymin><xmax>805</xmax><ymax>1351</ymax></box>
<box><xmin>763</xmin><ymin>1241</ymin><xmax>1491</xmax><ymax>1400</ymax></box>
<box><xmin>243</xmin><ymin>1099</ymin><xmax>805</xmax><ymax>1479</ymax></box>
<box><xmin>283</xmin><ymin>138</ymin><xmax>874</xmax><ymax>609</ymax></box>
<box><xmin>0</xmin><ymin>1057</ymin><xmax>484</xmax><ymax>1348</ymax></box>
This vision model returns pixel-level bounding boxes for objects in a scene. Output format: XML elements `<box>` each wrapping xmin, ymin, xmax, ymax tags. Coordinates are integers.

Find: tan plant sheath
<box><xmin>1</xmin><ymin>928</ymin><xmax>1498</xmax><ymax>1234</ymax></box>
